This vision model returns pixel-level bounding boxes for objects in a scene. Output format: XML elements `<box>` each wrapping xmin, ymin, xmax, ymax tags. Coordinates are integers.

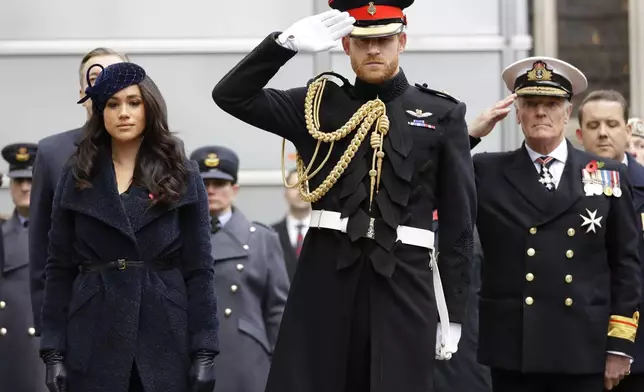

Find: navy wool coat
<box><xmin>39</xmin><ymin>150</ymin><xmax>219</xmax><ymax>392</ymax></box>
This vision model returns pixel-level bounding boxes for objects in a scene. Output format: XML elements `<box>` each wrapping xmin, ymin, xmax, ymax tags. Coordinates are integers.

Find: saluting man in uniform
<box><xmin>189</xmin><ymin>146</ymin><xmax>290</xmax><ymax>392</ymax></box>
<box><xmin>212</xmin><ymin>1</ymin><xmax>477</xmax><ymax>391</ymax></box>
<box><xmin>474</xmin><ymin>58</ymin><xmax>641</xmax><ymax>391</ymax></box>
<box><xmin>0</xmin><ymin>143</ymin><xmax>48</xmax><ymax>392</ymax></box>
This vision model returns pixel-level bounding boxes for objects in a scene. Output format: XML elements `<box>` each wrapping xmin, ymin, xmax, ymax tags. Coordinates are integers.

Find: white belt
<box><xmin>309</xmin><ymin>210</ymin><xmax>453</xmax><ymax>358</ymax></box>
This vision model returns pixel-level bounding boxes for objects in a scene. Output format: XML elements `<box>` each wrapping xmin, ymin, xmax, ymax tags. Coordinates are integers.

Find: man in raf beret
<box><xmin>213</xmin><ymin>0</ymin><xmax>477</xmax><ymax>391</ymax></box>
<box><xmin>0</xmin><ymin>143</ymin><xmax>48</xmax><ymax>391</ymax></box>
<box><xmin>189</xmin><ymin>146</ymin><xmax>289</xmax><ymax>392</ymax></box>
<box><xmin>473</xmin><ymin>57</ymin><xmax>641</xmax><ymax>391</ymax></box>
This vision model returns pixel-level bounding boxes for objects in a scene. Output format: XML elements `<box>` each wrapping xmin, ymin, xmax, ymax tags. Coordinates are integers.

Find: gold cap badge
<box><xmin>15</xmin><ymin>147</ymin><xmax>29</xmax><ymax>162</ymax></box>
<box><xmin>204</xmin><ymin>153</ymin><xmax>219</xmax><ymax>168</ymax></box>
<box><xmin>367</xmin><ymin>2</ymin><xmax>376</xmax><ymax>16</ymax></box>
<box><xmin>527</xmin><ymin>61</ymin><xmax>553</xmax><ymax>82</ymax></box>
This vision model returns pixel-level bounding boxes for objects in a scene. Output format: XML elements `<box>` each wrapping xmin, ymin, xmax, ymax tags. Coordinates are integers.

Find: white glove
<box><xmin>435</xmin><ymin>322</ymin><xmax>462</xmax><ymax>361</ymax></box>
<box><xmin>277</xmin><ymin>10</ymin><xmax>356</xmax><ymax>53</ymax></box>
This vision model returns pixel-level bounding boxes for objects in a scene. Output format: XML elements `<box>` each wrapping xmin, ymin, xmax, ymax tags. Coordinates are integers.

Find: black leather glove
<box><xmin>41</xmin><ymin>350</ymin><xmax>68</xmax><ymax>392</ymax></box>
<box><xmin>189</xmin><ymin>350</ymin><xmax>217</xmax><ymax>392</ymax></box>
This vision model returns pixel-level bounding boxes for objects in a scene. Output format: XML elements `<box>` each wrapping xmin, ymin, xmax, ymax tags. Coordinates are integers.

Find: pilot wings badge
<box><xmin>406</xmin><ymin>109</ymin><xmax>433</xmax><ymax>118</ymax></box>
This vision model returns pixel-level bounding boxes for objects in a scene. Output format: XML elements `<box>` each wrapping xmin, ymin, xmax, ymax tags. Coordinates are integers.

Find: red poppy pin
<box><xmin>432</xmin><ymin>210</ymin><xmax>438</xmax><ymax>221</ymax></box>
<box><xmin>148</xmin><ymin>193</ymin><xmax>155</xmax><ymax>200</ymax></box>
<box><xmin>585</xmin><ymin>160</ymin><xmax>605</xmax><ymax>173</ymax></box>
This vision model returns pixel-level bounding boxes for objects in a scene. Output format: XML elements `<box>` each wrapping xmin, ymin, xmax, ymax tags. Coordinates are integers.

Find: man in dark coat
<box><xmin>474</xmin><ymin>57</ymin><xmax>641</xmax><ymax>391</ymax></box>
<box><xmin>29</xmin><ymin>47</ymin><xmax>128</xmax><ymax>335</ymax></box>
<box><xmin>191</xmin><ymin>145</ymin><xmax>290</xmax><ymax>392</ymax></box>
<box><xmin>575</xmin><ymin>89</ymin><xmax>644</xmax><ymax>392</ymax></box>
<box><xmin>271</xmin><ymin>168</ymin><xmax>311</xmax><ymax>281</ymax></box>
<box><xmin>212</xmin><ymin>1</ymin><xmax>477</xmax><ymax>391</ymax></box>
<box><xmin>0</xmin><ymin>143</ymin><xmax>48</xmax><ymax>391</ymax></box>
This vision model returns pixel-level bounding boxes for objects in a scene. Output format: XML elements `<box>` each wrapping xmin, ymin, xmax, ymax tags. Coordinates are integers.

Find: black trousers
<box><xmin>609</xmin><ymin>373</ymin><xmax>644</xmax><ymax>392</ymax></box>
<box><xmin>129</xmin><ymin>361</ymin><xmax>145</xmax><ymax>392</ymax></box>
<box><xmin>491</xmin><ymin>368</ymin><xmax>604</xmax><ymax>392</ymax></box>
<box><xmin>343</xmin><ymin>251</ymin><xmax>374</xmax><ymax>392</ymax></box>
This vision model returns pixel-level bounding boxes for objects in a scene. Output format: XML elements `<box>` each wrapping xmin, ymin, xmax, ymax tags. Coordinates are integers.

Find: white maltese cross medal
<box><xmin>580</xmin><ymin>208</ymin><xmax>602</xmax><ymax>234</ymax></box>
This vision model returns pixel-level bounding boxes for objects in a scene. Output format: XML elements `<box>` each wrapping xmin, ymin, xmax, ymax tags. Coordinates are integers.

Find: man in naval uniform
<box><xmin>628</xmin><ymin>118</ymin><xmax>644</xmax><ymax>166</ymax></box>
<box><xmin>190</xmin><ymin>145</ymin><xmax>290</xmax><ymax>392</ymax></box>
<box><xmin>575</xmin><ymin>89</ymin><xmax>644</xmax><ymax>392</ymax></box>
<box><xmin>474</xmin><ymin>57</ymin><xmax>641</xmax><ymax>391</ymax></box>
<box><xmin>0</xmin><ymin>143</ymin><xmax>48</xmax><ymax>391</ymax></box>
<box><xmin>212</xmin><ymin>1</ymin><xmax>476</xmax><ymax>391</ymax></box>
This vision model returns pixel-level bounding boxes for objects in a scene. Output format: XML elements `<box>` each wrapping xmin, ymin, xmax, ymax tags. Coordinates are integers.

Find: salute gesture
<box><xmin>277</xmin><ymin>10</ymin><xmax>356</xmax><ymax>53</ymax></box>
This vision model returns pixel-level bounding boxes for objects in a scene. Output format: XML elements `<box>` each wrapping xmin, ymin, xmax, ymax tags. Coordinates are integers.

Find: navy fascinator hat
<box><xmin>78</xmin><ymin>62</ymin><xmax>146</xmax><ymax>113</ymax></box>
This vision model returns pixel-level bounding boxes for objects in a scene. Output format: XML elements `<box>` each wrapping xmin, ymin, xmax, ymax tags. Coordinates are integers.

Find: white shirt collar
<box><xmin>216</xmin><ymin>210</ymin><xmax>233</xmax><ymax>227</ymax></box>
<box><xmin>286</xmin><ymin>212</ymin><xmax>311</xmax><ymax>230</ymax></box>
<box><xmin>622</xmin><ymin>154</ymin><xmax>629</xmax><ymax>166</ymax></box>
<box><xmin>525</xmin><ymin>138</ymin><xmax>568</xmax><ymax>164</ymax></box>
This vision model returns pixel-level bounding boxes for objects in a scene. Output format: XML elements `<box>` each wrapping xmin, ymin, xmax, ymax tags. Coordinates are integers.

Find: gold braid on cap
<box><xmin>281</xmin><ymin>75</ymin><xmax>390</xmax><ymax>209</ymax></box>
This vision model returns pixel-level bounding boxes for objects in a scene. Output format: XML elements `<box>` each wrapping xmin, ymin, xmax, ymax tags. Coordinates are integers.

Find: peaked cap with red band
<box><xmin>329</xmin><ymin>0</ymin><xmax>414</xmax><ymax>38</ymax></box>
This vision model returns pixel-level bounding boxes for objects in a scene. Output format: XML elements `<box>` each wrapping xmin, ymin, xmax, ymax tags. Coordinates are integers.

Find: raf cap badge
<box><xmin>204</xmin><ymin>153</ymin><xmax>220</xmax><ymax>168</ymax></box>
<box><xmin>581</xmin><ymin>160</ymin><xmax>622</xmax><ymax>198</ymax></box>
<box><xmin>15</xmin><ymin>147</ymin><xmax>30</xmax><ymax>162</ymax></box>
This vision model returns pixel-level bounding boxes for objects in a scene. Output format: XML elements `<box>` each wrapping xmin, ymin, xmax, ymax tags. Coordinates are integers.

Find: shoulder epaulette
<box><xmin>251</xmin><ymin>221</ymin><xmax>276</xmax><ymax>233</ymax></box>
<box><xmin>414</xmin><ymin>83</ymin><xmax>460</xmax><ymax>104</ymax></box>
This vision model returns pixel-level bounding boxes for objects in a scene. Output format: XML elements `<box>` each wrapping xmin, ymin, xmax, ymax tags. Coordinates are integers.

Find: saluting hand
<box><xmin>604</xmin><ymin>353</ymin><xmax>631</xmax><ymax>390</ymax></box>
<box><xmin>468</xmin><ymin>94</ymin><xmax>517</xmax><ymax>139</ymax></box>
<box><xmin>277</xmin><ymin>10</ymin><xmax>356</xmax><ymax>53</ymax></box>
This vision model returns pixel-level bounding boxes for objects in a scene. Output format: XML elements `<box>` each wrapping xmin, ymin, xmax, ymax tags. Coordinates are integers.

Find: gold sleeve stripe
<box><xmin>607</xmin><ymin>313</ymin><xmax>639</xmax><ymax>343</ymax></box>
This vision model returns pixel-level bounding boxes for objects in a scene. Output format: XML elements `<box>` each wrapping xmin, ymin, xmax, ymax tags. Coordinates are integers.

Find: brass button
<box><xmin>566</xmin><ymin>250</ymin><xmax>574</xmax><ymax>259</ymax></box>
<box><xmin>243</xmin><ymin>245</ymin><xmax>250</xmax><ymax>250</ymax></box>
<box><xmin>250</xmin><ymin>226</ymin><xmax>256</xmax><ymax>233</ymax></box>
<box><xmin>527</xmin><ymin>248</ymin><xmax>536</xmax><ymax>257</ymax></box>
<box><xmin>0</xmin><ymin>328</ymin><xmax>6</xmax><ymax>336</ymax></box>
<box><xmin>526</xmin><ymin>273</ymin><xmax>534</xmax><ymax>282</ymax></box>
<box><xmin>0</xmin><ymin>301</ymin><xmax>5</xmax><ymax>309</ymax></box>
<box><xmin>224</xmin><ymin>308</ymin><xmax>232</xmax><ymax>317</ymax></box>
<box><xmin>525</xmin><ymin>297</ymin><xmax>534</xmax><ymax>305</ymax></box>
<box><xmin>28</xmin><ymin>328</ymin><xmax>35</xmax><ymax>336</ymax></box>
<box><xmin>529</xmin><ymin>227</ymin><xmax>537</xmax><ymax>235</ymax></box>
<box><xmin>565</xmin><ymin>298</ymin><xmax>573</xmax><ymax>307</ymax></box>
<box><xmin>231</xmin><ymin>285</ymin><xmax>239</xmax><ymax>293</ymax></box>
<box><xmin>565</xmin><ymin>275</ymin><xmax>573</xmax><ymax>283</ymax></box>
<box><xmin>236</xmin><ymin>264</ymin><xmax>244</xmax><ymax>271</ymax></box>
<box><xmin>567</xmin><ymin>228</ymin><xmax>575</xmax><ymax>237</ymax></box>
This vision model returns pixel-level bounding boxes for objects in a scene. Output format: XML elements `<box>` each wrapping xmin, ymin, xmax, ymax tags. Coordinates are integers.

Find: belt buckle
<box><xmin>117</xmin><ymin>259</ymin><xmax>127</xmax><ymax>270</ymax></box>
<box><xmin>364</xmin><ymin>217</ymin><xmax>376</xmax><ymax>239</ymax></box>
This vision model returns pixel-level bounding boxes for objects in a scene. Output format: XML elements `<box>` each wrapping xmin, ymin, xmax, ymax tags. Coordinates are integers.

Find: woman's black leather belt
<box><xmin>79</xmin><ymin>259</ymin><xmax>174</xmax><ymax>272</ymax></box>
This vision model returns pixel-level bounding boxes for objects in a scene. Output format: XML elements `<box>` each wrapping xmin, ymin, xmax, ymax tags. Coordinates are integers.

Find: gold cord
<box><xmin>281</xmin><ymin>75</ymin><xmax>390</xmax><ymax>207</ymax></box>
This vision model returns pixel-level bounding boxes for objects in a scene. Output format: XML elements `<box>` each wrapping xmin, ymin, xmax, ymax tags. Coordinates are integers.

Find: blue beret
<box><xmin>78</xmin><ymin>62</ymin><xmax>146</xmax><ymax>113</ymax></box>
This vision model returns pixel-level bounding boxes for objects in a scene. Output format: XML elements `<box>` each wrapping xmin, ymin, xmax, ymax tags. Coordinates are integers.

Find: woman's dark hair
<box><xmin>71</xmin><ymin>76</ymin><xmax>188</xmax><ymax>206</ymax></box>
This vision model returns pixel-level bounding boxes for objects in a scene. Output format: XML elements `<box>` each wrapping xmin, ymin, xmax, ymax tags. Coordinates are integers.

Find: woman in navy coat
<box><xmin>39</xmin><ymin>62</ymin><xmax>219</xmax><ymax>392</ymax></box>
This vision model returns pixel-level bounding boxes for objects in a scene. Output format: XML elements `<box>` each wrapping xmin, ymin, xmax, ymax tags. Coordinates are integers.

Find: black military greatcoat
<box><xmin>474</xmin><ymin>141</ymin><xmax>641</xmax><ymax>375</ymax></box>
<box><xmin>212</xmin><ymin>33</ymin><xmax>476</xmax><ymax>392</ymax></box>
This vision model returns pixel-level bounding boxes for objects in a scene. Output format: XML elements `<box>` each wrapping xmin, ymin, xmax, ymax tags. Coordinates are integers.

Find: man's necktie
<box><xmin>211</xmin><ymin>218</ymin><xmax>221</xmax><ymax>234</ymax></box>
<box><xmin>295</xmin><ymin>224</ymin><xmax>304</xmax><ymax>258</ymax></box>
<box><xmin>536</xmin><ymin>156</ymin><xmax>556</xmax><ymax>192</ymax></box>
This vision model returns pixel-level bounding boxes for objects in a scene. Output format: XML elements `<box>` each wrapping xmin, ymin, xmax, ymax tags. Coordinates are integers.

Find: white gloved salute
<box><xmin>435</xmin><ymin>322</ymin><xmax>462</xmax><ymax>361</ymax></box>
<box><xmin>277</xmin><ymin>10</ymin><xmax>356</xmax><ymax>53</ymax></box>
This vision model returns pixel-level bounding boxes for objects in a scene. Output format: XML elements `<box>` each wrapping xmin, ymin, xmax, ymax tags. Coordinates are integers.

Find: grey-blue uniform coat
<box><xmin>211</xmin><ymin>209</ymin><xmax>289</xmax><ymax>392</ymax></box>
<box><xmin>0</xmin><ymin>212</ymin><xmax>47</xmax><ymax>391</ymax></box>
<box><xmin>39</xmin><ymin>149</ymin><xmax>219</xmax><ymax>392</ymax></box>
